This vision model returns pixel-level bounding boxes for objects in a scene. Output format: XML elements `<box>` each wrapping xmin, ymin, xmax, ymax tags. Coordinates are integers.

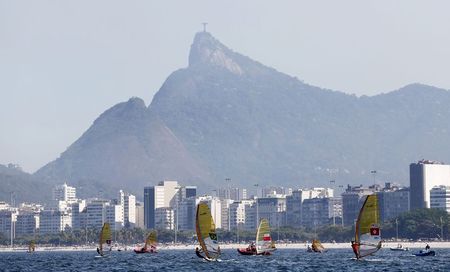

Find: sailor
<box><xmin>351</xmin><ymin>241</ymin><xmax>359</xmax><ymax>258</ymax></box>
<box><xmin>425</xmin><ymin>244</ymin><xmax>430</xmax><ymax>251</ymax></box>
<box><xmin>195</xmin><ymin>247</ymin><xmax>204</xmax><ymax>259</ymax></box>
<box><xmin>96</xmin><ymin>247</ymin><xmax>103</xmax><ymax>256</ymax></box>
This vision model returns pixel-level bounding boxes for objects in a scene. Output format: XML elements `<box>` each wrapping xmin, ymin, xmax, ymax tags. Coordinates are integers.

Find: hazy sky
<box><xmin>1</xmin><ymin>0</ymin><xmax>450</xmax><ymax>172</ymax></box>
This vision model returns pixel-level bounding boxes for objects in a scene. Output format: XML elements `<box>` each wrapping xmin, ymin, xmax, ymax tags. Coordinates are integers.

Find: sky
<box><xmin>1</xmin><ymin>0</ymin><xmax>450</xmax><ymax>173</ymax></box>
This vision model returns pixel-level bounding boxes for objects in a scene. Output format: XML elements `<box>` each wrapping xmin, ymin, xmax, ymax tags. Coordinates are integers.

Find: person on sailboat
<box><xmin>425</xmin><ymin>244</ymin><xmax>430</xmax><ymax>251</ymax></box>
<box><xmin>96</xmin><ymin>247</ymin><xmax>103</xmax><ymax>256</ymax></box>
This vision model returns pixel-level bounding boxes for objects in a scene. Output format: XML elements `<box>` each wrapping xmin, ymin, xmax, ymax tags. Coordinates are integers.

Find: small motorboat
<box><xmin>390</xmin><ymin>244</ymin><xmax>409</xmax><ymax>251</ymax></box>
<box><xmin>237</xmin><ymin>245</ymin><xmax>271</xmax><ymax>255</ymax></box>
<box><xmin>413</xmin><ymin>250</ymin><xmax>435</xmax><ymax>257</ymax></box>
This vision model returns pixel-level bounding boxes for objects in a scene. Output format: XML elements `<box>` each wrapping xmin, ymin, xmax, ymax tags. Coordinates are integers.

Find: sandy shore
<box><xmin>1</xmin><ymin>241</ymin><xmax>448</xmax><ymax>252</ymax></box>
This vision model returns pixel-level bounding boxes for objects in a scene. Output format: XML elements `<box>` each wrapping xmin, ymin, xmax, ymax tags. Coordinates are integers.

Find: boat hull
<box><xmin>237</xmin><ymin>248</ymin><xmax>272</xmax><ymax>255</ymax></box>
<box><xmin>413</xmin><ymin>250</ymin><xmax>435</xmax><ymax>256</ymax></box>
<box><xmin>390</xmin><ymin>248</ymin><xmax>409</xmax><ymax>251</ymax></box>
<box><xmin>134</xmin><ymin>248</ymin><xmax>157</xmax><ymax>254</ymax></box>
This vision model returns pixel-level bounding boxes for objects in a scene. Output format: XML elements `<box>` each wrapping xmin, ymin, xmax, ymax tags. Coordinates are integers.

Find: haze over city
<box><xmin>2</xmin><ymin>0</ymin><xmax>450</xmax><ymax>172</ymax></box>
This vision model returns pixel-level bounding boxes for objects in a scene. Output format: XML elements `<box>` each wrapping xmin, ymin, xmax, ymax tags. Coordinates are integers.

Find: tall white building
<box><xmin>144</xmin><ymin>181</ymin><xmax>180</xmax><ymax>229</ymax></box>
<box><xmin>39</xmin><ymin>210</ymin><xmax>72</xmax><ymax>233</ymax></box>
<box><xmin>430</xmin><ymin>186</ymin><xmax>450</xmax><ymax>213</ymax></box>
<box><xmin>196</xmin><ymin>196</ymin><xmax>222</xmax><ymax>229</ymax></box>
<box><xmin>230</xmin><ymin>199</ymin><xmax>255</xmax><ymax>230</ymax></box>
<box><xmin>52</xmin><ymin>183</ymin><xmax>77</xmax><ymax>203</ymax></box>
<box><xmin>119</xmin><ymin>190</ymin><xmax>136</xmax><ymax>228</ymax></box>
<box><xmin>410</xmin><ymin>160</ymin><xmax>450</xmax><ymax>209</ymax></box>
<box><xmin>135</xmin><ymin>202</ymin><xmax>145</xmax><ymax>229</ymax></box>
<box><xmin>154</xmin><ymin>207</ymin><xmax>174</xmax><ymax>230</ymax></box>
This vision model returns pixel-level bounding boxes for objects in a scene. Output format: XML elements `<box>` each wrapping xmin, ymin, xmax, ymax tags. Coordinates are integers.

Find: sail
<box><xmin>195</xmin><ymin>203</ymin><xmax>220</xmax><ymax>260</ymax></box>
<box><xmin>256</xmin><ymin>219</ymin><xmax>276</xmax><ymax>254</ymax></box>
<box><xmin>312</xmin><ymin>239</ymin><xmax>325</xmax><ymax>252</ymax></box>
<box><xmin>354</xmin><ymin>194</ymin><xmax>382</xmax><ymax>258</ymax></box>
<box><xmin>29</xmin><ymin>240</ymin><xmax>35</xmax><ymax>252</ymax></box>
<box><xmin>144</xmin><ymin>230</ymin><xmax>157</xmax><ymax>250</ymax></box>
<box><xmin>99</xmin><ymin>223</ymin><xmax>112</xmax><ymax>255</ymax></box>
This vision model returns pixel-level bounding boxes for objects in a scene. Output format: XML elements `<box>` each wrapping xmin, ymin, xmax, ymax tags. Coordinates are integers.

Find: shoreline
<box><xmin>0</xmin><ymin>241</ymin><xmax>448</xmax><ymax>252</ymax></box>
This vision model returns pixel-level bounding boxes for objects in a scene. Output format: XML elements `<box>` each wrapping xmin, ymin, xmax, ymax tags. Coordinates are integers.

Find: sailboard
<box><xmin>195</xmin><ymin>202</ymin><xmax>221</xmax><ymax>261</ymax></box>
<box><xmin>97</xmin><ymin>222</ymin><xmax>112</xmax><ymax>257</ymax></box>
<box><xmin>134</xmin><ymin>230</ymin><xmax>158</xmax><ymax>253</ymax></box>
<box><xmin>256</xmin><ymin>218</ymin><xmax>276</xmax><ymax>255</ymax></box>
<box><xmin>352</xmin><ymin>194</ymin><xmax>382</xmax><ymax>259</ymax></box>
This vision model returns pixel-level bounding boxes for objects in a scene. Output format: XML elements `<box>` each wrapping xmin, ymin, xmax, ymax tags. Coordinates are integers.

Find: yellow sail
<box><xmin>312</xmin><ymin>239</ymin><xmax>325</xmax><ymax>252</ymax></box>
<box><xmin>354</xmin><ymin>194</ymin><xmax>382</xmax><ymax>259</ymax></box>
<box><xmin>28</xmin><ymin>240</ymin><xmax>35</xmax><ymax>252</ymax></box>
<box><xmin>256</xmin><ymin>218</ymin><xmax>276</xmax><ymax>254</ymax></box>
<box><xmin>195</xmin><ymin>203</ymin><xmax>220</xmax><ymax>260</ymax></box>
<box><xmin>144</xmin><ymin>230</ymin><xmax>157</xmax><ymax>249</ymax></box>
<box><xmin>99</xmin><ymin>223</ymin><xmax>112</xmax><ymax>255</ymax></box>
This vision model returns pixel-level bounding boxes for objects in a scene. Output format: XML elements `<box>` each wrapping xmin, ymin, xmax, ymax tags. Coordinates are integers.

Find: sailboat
<box><xmin>351</xmin><ymin>194</ymin><xmax>382</xmax><ymax>260</ymax></box>
<box><xmin>195</xmin><ymin>202</ymin><xmax>221</xmax><ymax>261</ymax></box>
<box><xmin>238</xmin><ymin>218</ymin><xmax>276</xmax><ymax>255</ymax></box>
<box><xmin>134</xmin><ymin>230</ymin><xmax>158</xmax><ymax>254</ymax></box>
<box><xmin>96</xmin><ymin>223</ymin><xmax>112</xmax><ymax>257</ymax></box>
<box><xmin>27</xmin><ymin>240</ymin><xmax>35</xmax><ymax>253</ymax></box>
<box><xmin>311</xmin><ymin>239</ymin><xmax>326</xmax><ymax>253</ymax></box>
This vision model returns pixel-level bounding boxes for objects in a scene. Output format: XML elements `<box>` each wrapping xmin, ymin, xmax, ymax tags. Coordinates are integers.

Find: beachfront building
<box><xmin>301</xmin><ymin>197</ymin><xmax>342</xmax><ymax>227</ymax></box>
<box><xmin>430</xmin><ymin>185</ymin><xmax>450</xmax><ymax>213</ymax></box>
<box><xmin>342</xmin><ymin>184</ymin><xmax>380</xmax><ymax>226</ymax></box>
<box><xmin>257</xmin><ymin>194</ymin><xmax>287</xmax><ymax>228</ymax></box>
<box><xmin>177</xmin><ymin>197</ymin><xmax>196</xmax><ymax>231</ymax></box>
<box><xmin>154</xmin><ymin>207</ymin><xmax>174</xmax><ymax>230</ymax></box>
<box><xmin>377</xmin><ymin>183</ymin><xmax>410</xmax><ymax>221</ymax></box>
<box><xmin>410</xmin><ymin>160</ymin><xmax>450</xmax><ymax>209</ymax></box>
<box><xmin>286</xmin><ymin>188</ymin><xmax>334</xmax><ymax>227</ymax></box>
<box><xmin>39</xmin><ymin>210</ymin><xmax>72</xmax><ymax>233</ymax></box>
<box><xmin>118</xmin><ymin>190</ymin><xmax>136</xmax><ymax>228</ymax></box>
<box><xmin>135</xmin><ymin>202</ymin><xmax>145</xmax><ymax>229</ymax></box>
<box><xmin>144</xmin><ymin>181</ymin><xmax>180</xmax><ymax>229</ymax></box>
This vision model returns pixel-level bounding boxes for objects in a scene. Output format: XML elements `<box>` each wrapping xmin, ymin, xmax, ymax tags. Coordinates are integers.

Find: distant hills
<box><xmin>10</xmin><ymin>32</ymin><xmax>450</xmax><ymax>201</ymax></box>
<box><xmin>0</xmin><ymin>164</ymin><xmax>50</xmax><ymax>203</ymax></box>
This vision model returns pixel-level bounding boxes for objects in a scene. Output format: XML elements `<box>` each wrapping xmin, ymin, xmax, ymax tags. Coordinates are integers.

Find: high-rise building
<box><xmin>286</xmin><ymin>188</ymin><xmax>334</xmax><ymax>227</ymax></box>
<box><xmin>377</xmin><ymin>183</ymin><xmax>410</xmax><ymax>221</ymax></box>
<box><xmin>52</xmin><ymin>183</ymin><xmax>77</xmax><ymax>203</ymax></box>
<box><xmin>410</xmin><ymin>160</ymin><xmax>450</xmax><ymax>209</ymax></box>
<box><xmin>135</xmin><ymin>202</ymin><xmax>145</xmax><ymax>229</ymax></box>
<box><xmin>342</xmin><ymin>185</ymin><xmax>379</xmax><ymax>226</ymax></box>
<box><xmin>217</xmin><ymin>188</ymin><xmax>247</xmax><ymax>201</ymax></box>
<box><xmin>119</xmin><ymin>190</ymin><xmax>136</xmax><ymax>228</ymax></box>
<box><xmin>15</xmin><ymin>212</ymin><xmax>39</xmax><ymax>236</ymax></box>
<box><xmin>196</xmin><ymin>196</ymin><xmax>222</xmax><ymax>228</ymax></box>
<box><xmin>430</xmin><ymin>185</ymin><xmax>450</xmax><ymax>213</ymax></box>
<box><xmin>220</xmin><ymin>199</ymin><xmax>233</xmax><ymax>230</ymax></box>
<box><xmin>301</xmin><ymin>197</ymin><xmax>342</xmax><ymax>227</ymax></box>
<box><xmin>230</xmin><ymin>199</ymin><xmax>255</xmax><ymax>230</ymax></box>
<box><xmin>0</xmin><ymin>210</ymin><xmax>16</xmax><ymax>238</ymax></box>
<box><xmin>257</xmin><ymin>195</ymin><xmax>287</xmax><ymax>228</ymax></box>
<box><xmin>154</xmin><ymin>207</ymin><xmax>174</xmax><ymax>230</ymax></box>
<box><xmin>178</xmin><ymin>197</ymin><xmax>196</xmax><ymax>231</ymax></box>
<box><xmin>39</xmin><ymin>210</ymin><xmax>72</xmax><ymax>233</ymax></box>
<box><xmin>144</xmin><ymin>181</ymin><xmax>180</xmax><ymax>229</ymax></box>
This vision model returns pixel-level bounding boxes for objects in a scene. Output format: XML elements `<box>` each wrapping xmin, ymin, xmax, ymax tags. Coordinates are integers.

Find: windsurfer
<box><xmin>96</xmin><ymin>247</ymin><xmax>103</xmax><ymax>256</ymax></box>
<box><xmin>195</xmin><ymin>247</ymin><xmax>205</xmax><ymax>259</ymax></box>
<box><xmin>351</xmin><ymin>241</ymin><xmax>359</xmax><ymax>258</ymax></box>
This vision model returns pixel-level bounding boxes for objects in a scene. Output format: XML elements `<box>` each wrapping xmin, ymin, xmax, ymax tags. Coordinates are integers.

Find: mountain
<box><xmin>33</xmin><ymin>32</ymin><xmax>450</xmax><ymax>199</ymax></box>
<box><xmin>0</xmin><ymin>164</ymin><xmax>51</xmax><ymax>203</ymax></box>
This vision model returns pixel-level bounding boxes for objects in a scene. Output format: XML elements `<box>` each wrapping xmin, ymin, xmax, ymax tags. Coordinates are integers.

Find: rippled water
<box><xmin>2</xmin><ymin>248</ymin><xmax>449</xmax><ymax>271</ymax></box>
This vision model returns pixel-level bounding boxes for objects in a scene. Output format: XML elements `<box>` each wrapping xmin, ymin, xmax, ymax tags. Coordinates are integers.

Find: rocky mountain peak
<box><xmin>188</xmin><ymin>32</ymin><xmax>243</xmax><ymax>75</ymax></box>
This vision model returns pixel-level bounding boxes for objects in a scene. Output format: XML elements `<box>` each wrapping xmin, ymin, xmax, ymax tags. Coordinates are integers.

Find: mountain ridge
<box><xmin>26</xmin><ymin>32</ymin><xmax>450</xmax><ymax>201</ymax></box>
